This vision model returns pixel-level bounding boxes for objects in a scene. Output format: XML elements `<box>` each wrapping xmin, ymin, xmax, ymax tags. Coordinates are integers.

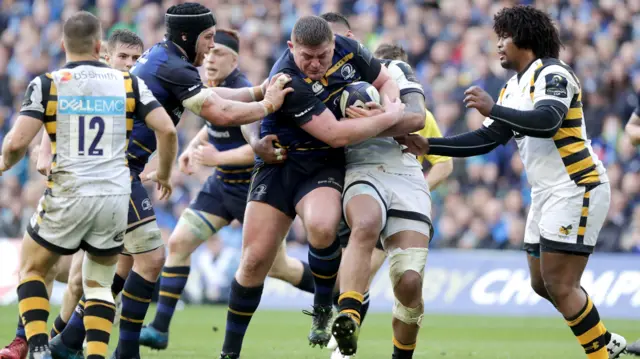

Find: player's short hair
<box><xmin>292</xmin><ymin>16</ymin><xmax>333</xmax><ymax>47</ymax></box>
<box><xmin>320</xmin><ymin>12</ymin><xmax>351</xmax><ymax>30</ymax></box>
<box><xmin>374</xmin><ymin>44</ymin><xmax>408</xmax><ymax>62</ymax></box>
<box><xmin>493</xmin><ymin>5</ymin><xmax>562</xmax><ymax>59</ymax></box>
<box><xmin>107</xmin><ymin>29</ymin><xmax>144</xmax><ymax>53</ymax></box>
<box><xmin>63</xmin><ymin>11</ymin><xmax>102</xmax><ymax>54</ymax></box>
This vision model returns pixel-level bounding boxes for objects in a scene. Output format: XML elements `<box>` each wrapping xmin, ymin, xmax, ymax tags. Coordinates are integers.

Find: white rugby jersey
<box><xmin>345</xmin><ymin>60</ymin><xmax>424</xmax><ymax>170</ymax></box>
<box><xmin>19</xmin><ymin>61</ymin><xmax>159</xmax><ymax>197</ymax></box>
<box><xmin>483</xmin><ymin>58</ymin><xmax>607</xmax><ymax>192</ymax></box>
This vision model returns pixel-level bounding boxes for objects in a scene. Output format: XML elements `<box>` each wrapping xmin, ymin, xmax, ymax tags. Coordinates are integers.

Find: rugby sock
<box><xmin>221</xmin><ymin>278</ymin><xmax>263</xmax><ymax>355</ymax></box>
<box><xmin>308</xmin><ymin>240</ymin><xmax>342</xmax><ymax>307</ymax></box>
<box><xmin>151</xmin><ymin>266</ymin><xmax>190</xmax><ymax>333</ymax></box>
<box><xmin>17</xmin><ymin>276</ymin><xmax>50</xmax><ymax>349</ymax></box>
<box><xmin>360</xmin><ymin>291</ymin><xmax>371</xmax><ymax>324</ymax></box>
<box><xmin>83</xmin><ymin>299</ymin><xmax>115</xmax><ymax>359</ymax></box>
<box><xmin>50</xmin><ymin>314</ymin><xmax>67</xmax><ymax>339</ymax></box>
<box><xmin>111</xmin><ymin>273</ymin><xmax>126</xmax><ymax>296</ymax></box>
<box><xmin>565</xmin><ymin>294</ymin><xmax>608</xmax><ymax>359</ymax></box>
<box><xmin>294</xmin><ymin>261</ymin><xmax>315</xmax><ymax>294</ymax></box>
<box><xmin>338</xmin><ymin>291</ymin><xmax>363</xmax><ymax>325</ymax></box>
<box><xmin>117</xmin><ymin>271</ymin><xmax>155</xmax><ymax>357</ymax></box>
<box><xmin>16</xmin><ymin>315</ymin><xmax>26</xmax><ymax>340</ymax></box>
<box><xmin>60</xmin><ymin>297</ymin><xmax>86</xmax><ymax>350</ymax></box>
<box><xmin>392</xmin><ymin>336</ymin><xmax>416</xmax><ymax>359</ymax></box>
<box><xmin>58</xmin><ymin>273</ymin><xmax>126</xmax><ymax>348</ymax></box>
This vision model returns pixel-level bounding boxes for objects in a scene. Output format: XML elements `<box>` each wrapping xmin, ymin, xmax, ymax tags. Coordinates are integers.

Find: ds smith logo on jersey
<box><xmin>58</xmin><ymin>96</ymin><xmax>126</xmax><ymax>116</ymax></box>
<box><xmin>59</xmin><ymin>70</ymin><xmax>118</xmax><ymax>82</ymax></box>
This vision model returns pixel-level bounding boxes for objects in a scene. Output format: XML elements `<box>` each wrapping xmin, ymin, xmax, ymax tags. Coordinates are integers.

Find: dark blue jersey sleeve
<box><xmin>341</xmin><ymin>36</ymin><xmax>382</xmax><ymax>85</ymax></box>
<box><xmin>279</xmin><ymin>75</ymin><xmax>327</xmax><ymax>126</ymax></box>
<box><xmin>155</xmin><ymin>63</ymin><xmax>204</xmax><ymax>103</ymax></box>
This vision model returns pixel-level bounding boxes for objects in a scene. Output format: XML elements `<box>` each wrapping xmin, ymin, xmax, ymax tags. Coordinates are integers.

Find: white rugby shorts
<box><xmin>342</xmin><ymin>165</ymin><xmax>433</xmax><ymax>246</ymax></box>
<box><xmin>524</xmin><ymin>182</ymin><xmax>610</xmax><ymax>255</ymax></box>
<box><xmin>27</xmin><ymin>194</ymin><xmax>128</xmax><ymax>256</ymax></box>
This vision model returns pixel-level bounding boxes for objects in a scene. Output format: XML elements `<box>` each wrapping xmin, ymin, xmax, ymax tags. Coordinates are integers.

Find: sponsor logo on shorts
<box><xmin>559</xmin><ymin>224</ymin><xmax>573</xmax><ymax>236</ymax></box>
<box><xmin>114</xmin><ymin>231</ymin><xmax>124</xmax><ymax>243</ymax></box>
<box><xmin>141</xmin><ymin>198</ymin><xmax>153</xmax><ymax>211</ymax></box>
<box><xmin>252</xmin><ymin>184</ymin><xmax>267</xmax><ymax>199</ymax></box>
<box><xmin>318</xmin><ymin>177</ymin><xmax>342</xmax><ymax>190</ymax></box>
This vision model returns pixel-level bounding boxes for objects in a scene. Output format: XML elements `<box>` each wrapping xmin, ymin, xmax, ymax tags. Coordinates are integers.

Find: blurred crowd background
<box><xmin>1</xmin><ymin>0</ymin><xmax>640</xmax><ymax>298</ymax></box>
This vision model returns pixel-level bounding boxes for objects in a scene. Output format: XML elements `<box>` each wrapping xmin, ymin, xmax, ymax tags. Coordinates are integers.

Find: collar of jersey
<box><xmin>163</xmin><ymin>40</ymin><xmax>189</xmax><ymax>62</ymax></box>
<box><xmin>64</xmin><ymin>60</ymin><xmax>109</xmax><ymax>69</ymax></box>
<box><xmin>516</xmin><ymin>58</ymin><xmax>539</xmax><ymax>82</ymax></box>
<box><xmin>219</xmin><ymin>68</ymin><xmax>240</xmax><ymax>87</ymax></box>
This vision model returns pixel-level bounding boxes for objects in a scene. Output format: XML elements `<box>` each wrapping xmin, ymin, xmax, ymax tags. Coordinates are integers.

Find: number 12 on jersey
<box><xmin>70</xmin><ymin>115</ymin><xmax>113</xmax><ymax>158</ymax></box>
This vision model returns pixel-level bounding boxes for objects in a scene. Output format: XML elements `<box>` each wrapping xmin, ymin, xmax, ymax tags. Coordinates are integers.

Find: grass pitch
<box><xmin>1</xmin><ymin>305</ymin><xmax>638</xmax><ymax>358</ymax></box>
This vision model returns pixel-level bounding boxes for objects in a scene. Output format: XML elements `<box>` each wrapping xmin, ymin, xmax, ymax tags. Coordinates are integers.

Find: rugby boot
<box><xmin>330</xmin><ymin>347</ymin><xmax>351</xmax><ymax>359</ymax></box>
<box><xmin>219</xmin><ymin>353</ymin><xmax>239</xmax><ymax>359</ymax></box>
<box><xmin>331</xmin><ymin>312</ymin><xmax>360</xmax><ymax>356</ymax></box>
<box><xmin>627</xmin><ymin>338</ymin><xmax>640</xmax><ymax>356</ymax></box>
<box><xmin>0</xmin><ymin>337</ymin><xmax>27</xmax><ymax>359</ymax></box>
<box><xmin>48</xmin><ymin>335</ymin><xmax>83</xmax><ymax>359</ymax></box>
<box><xmin>138</xmin><ymin>325</ymin><xmax>168</xmax><ymax>350</ymax></box>
<box><xmin>303</xmin><ymin>305</ymin><xmax>334</xmax><ymax>348</ymax></box>
<box><xmin>27</xmin><ymin>346</ymin><xmax>51</xmax><ymax>359</ymax></box>
<box><xmin>606</xmin><ymin>332</ymin><xmax>627</xmax><ymax>358</ymax></box>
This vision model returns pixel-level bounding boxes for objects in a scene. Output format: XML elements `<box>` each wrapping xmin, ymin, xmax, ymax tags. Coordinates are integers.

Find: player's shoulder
<box><xmin>534</xmin><ymin>58</ymin><xmax>578</xmax><ymax>84</ymax></box>
<box><xmin>224</xmin><ymin>69</ymin><xmax>252</xmax><ymax>88</ymax></box>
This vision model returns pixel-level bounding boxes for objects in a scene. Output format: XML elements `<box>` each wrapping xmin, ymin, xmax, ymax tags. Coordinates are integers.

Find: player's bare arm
<box><xmin>1</xmin><ymin>115</ymin><xmax>43</xmax><ymax>172</ymax></box>
<box><xmin>371</xmin><ymin>65</ymin><xmax>399</xmax><ymax>103</ymax></box>
<box><xmin>241</xmin><ymin>121</ymin><xmax>286</xmax><ymax>164</ymax></box>
<box><xmin>193</xmin><ymin>142</ymin><xmax>254</xmax><ymax>167</ymax></box>
<box><xmin>301</xmin><ymin>95</ymin><xmax>404</xmax><ymax>148</ymax></box>
<box><xmin>425</xmin><ymin>160</ymin><xmax>453</xmax><ymax>189</ymax></box>
<box><xmin>36</xmin><ymin>132</ymin><xmax>52</xmax><ymax>176</ymax></box>
<box><xmin>350</xmin><ymin>92</ymin><xmax>425</xmax><ymax>137</ymax></box>
<box><xmin>209</xmin><ymin>81</ymin><xmax>267</xmax><ymax>103</ymax></box>
<box><xmin>143</xmin><ymin>106</ymin><xmax>178</xmax><ymax>199</ymax></box>
<box><xmin>625</xmin><ymin>109</ymin><xmax>640</xmax><ymax>145</ymax></box>
<box><xmin>178</xmin><ymin>125</ymin><xmax>208</xmax><ymax>175</ymax></box>
<box><xmin>183</xmin><ymin>73</ymin><xmax>293</xmax><ymax>127</ymax></box>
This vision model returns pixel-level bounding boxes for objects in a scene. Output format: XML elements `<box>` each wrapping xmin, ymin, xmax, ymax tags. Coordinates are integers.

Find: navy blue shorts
<box><xmin>248</xmin><ymin>163</ymin><xmax>344</xmax><ymax>219</ymax></box>
<box><xmin>127</xmin><ymin>175</ymin><xmax>156</xmax><ymax>233</ymax></box>
<box><xmin>190</xmin><ymin>175</ymin><xmax>248</xmax><ymax>223</ymax></box>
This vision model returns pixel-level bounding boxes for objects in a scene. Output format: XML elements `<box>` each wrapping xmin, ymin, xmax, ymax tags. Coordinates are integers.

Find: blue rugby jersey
<box><xmin>127</xmin><ymin>40</ymin><xmax>204</xmax><ymax>175</ymax></box>
<box><xmin>205</xmin><ymin>68</ymin><xmax>253</xmax><ymax>194</ymax></box>
<box><xmin>259</xmin><ymin>35</ymin><xmax>382</xmax><ymax>172</ymax></box>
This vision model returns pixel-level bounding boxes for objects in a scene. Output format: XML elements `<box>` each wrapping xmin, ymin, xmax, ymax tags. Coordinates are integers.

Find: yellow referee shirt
<box><xmin>415</xmin><ymin>109</ymin><xmax>450</xmax><ymax>165</ymax></box>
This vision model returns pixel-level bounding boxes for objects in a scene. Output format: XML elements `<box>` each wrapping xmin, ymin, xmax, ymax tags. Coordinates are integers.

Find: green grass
<box><xmin>1</xmin><ymin>305</ymin><xmax>639</xmax><ymax>358</ymax></box>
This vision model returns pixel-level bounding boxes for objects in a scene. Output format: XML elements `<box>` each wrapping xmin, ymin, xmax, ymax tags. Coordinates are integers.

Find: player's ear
<box><xmin>347</xmin><ymin>30</ymin><xmax>355</xmax><ymax>39</ymax></box>
<box><xmin>60</xmin><ymin>38</ymin><xmax>66</xmax><ymax>53</ymax></box>
<box><xmin>287</xmin><ymin>40</ymin><xmax>294</xmax><ymax>51</ymax></box>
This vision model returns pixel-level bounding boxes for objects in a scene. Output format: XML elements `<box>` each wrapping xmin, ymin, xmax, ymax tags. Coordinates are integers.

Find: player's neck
<box><xmin>515</xmin><ymin>53</ymin><xmax>537</xmax><ymax>74</ymax></box>
<box><xmin>66</xmin><ymin>53</ymin><xmax>100</xmax><ymax>63</ymax></box>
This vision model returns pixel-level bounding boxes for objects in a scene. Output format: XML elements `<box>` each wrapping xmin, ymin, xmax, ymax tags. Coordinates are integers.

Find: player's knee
<box><xmin>394</xmin><ymin>270</ymin><xmax>423</xmax><ymax>308</ymax></box>
<box><xmin>349</xmin><ymin>217</ymin><xmax>382</xmax><ymax>245</ymax></box>
<box><xmin>138</xmin><ymin>247</ymin><xmax>166</xmax><ymax>276</ymax></box>
<box><xmin>305</xmin><ymin>215</ymin><xmax>338</xmax><ymax>246</ymax></box>
<box><xmin>530</xmin><ymin>276</ymin><xmax>548</xmax><ymax>299</ymax></box>
<box><xmin>175</xmin><ymin>209</ymin><xmax>217</xmax><ymax>245</ymax></box>
<box><xmin>82</xmin><ymin>257</ymin><xmax>117</xmax><ymax>303</ymax></box>
<box><xmin>541</xmin><ymin>275</ymin><xmax>575</xmax><ymax>302</ymax></box>
<box><xmin>388</xmin><ymin>247</ymin><xmax>428</xmax><ymax>325</ymax></box>
<box><xmin>239</xmin><ymin>251</ymin><xmax>270</xmax><ymax>281</ymax></box>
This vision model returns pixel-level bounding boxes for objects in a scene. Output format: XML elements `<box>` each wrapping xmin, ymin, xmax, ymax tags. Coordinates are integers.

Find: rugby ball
<box><xmin>340</xmin><ymin>81</ymin><xmax>381</xmax><ymax>118</ymax></box>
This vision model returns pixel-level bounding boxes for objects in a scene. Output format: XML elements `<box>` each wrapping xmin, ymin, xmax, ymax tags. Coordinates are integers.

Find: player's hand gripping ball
<box><xmin>340</xmin><ymin>81</ymin><xmax>381</xmax><ymax>118</ymax></box>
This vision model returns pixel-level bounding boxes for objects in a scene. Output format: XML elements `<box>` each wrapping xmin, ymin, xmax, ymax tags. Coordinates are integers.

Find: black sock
<box><xmin>293</xmin><ymin>261</ymin><xmax>315</xmax><ymax>294</ymax></box>
<box><xmin>60</xmin><ymin>297</ymin><xmax>86</xmax><ymax>350</ymax></box>
<box><xmin>111</xmin><ymin>273</ymin><xmax>126</xmax><ymax>296</ymax></box>
<box><xmin>151</xmin><ymin>266</ymin><xmax>190</xmax><ymax>333</ymax></box>
<box><xmin>16</xmin><ymin>315</ymin><xmax>25</xmax><ymax>340</ymax></box>
<box><xmin>338</xmin><ymin>291</ymin><xmax>363</xmax><ymax>325</ymax></box>
<box><xmin>17</xmin><ymin>277</ymin><xmax>50</xmax><ymax>349</ymax></box>
<box><xmin>360</xmin><ymin>291</ymin><xmax>371</xmax><ymax>324</ymax></box>
<box><xmin>117</xmin><ymin>271</ymin><xmax>155</xmax><ymax>358</ymax></box>
<box><xmin>308</xmin><ymin>240</ymin><xmax>341</xmax><ymax>307</ymax></box>
<box><xmin>50</xmin><ymin>314</ymin><xmax>67</xmax><ymax>339</ymax></box>
<box><xmin>392</xmin><ymin>336</ymin><xmax>416</xmax><ymax>359</ymax></box>
<box><xmin>221</xmin><ymin>279</ymin><xmax>263</xmax><ymax>356</ymax></box>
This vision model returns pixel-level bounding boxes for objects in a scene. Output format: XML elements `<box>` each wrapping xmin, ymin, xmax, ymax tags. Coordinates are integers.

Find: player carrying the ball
<box><xmin>402</xmin><ymin>6</ymin><xmax>627</xmax><ymax>359</ymax></box>
<box><xmin>218</xmin><ymin>15</ymin><xmax>404</xmax><ymax>359</ymax></box>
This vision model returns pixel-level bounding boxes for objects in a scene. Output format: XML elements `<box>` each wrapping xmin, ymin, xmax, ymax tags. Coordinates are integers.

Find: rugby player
<box><xmin>138</xmin><ymin>29</ymin><xmax>315</xmax><ymax>351</ymax></box>
<box><xmin>218</xmin><ymin>15</ymin><xmax>405</xmax><ymax>359</ymax></box>
<box><xmin>0</xmin><ymin>11</ymin><xmax>176</xmax><ymax>359</ymax></box>
<box><xmin>50</xmin><ymin>3</ymin><xmax>293</xmax><ymax>359</ymax></box>
<box><xmin>402</xmin><ymin>6</ymin><xmax>627</xmax><ymax>359</ymax></box>
<box><xmin>314</xmin><ymin>13</ymin><xmax>449</xmax><ymax>359</ymax></box>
